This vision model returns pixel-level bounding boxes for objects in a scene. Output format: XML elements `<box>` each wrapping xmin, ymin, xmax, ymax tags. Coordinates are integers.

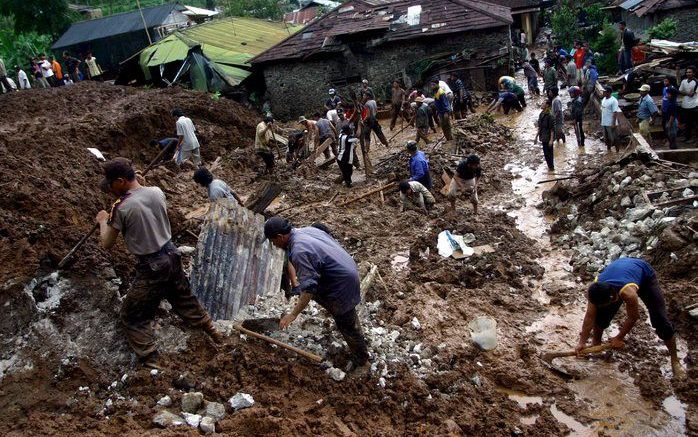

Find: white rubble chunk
<box><xmin>229</xmin><ymin>392</ymin><xmax>255</xmax><ymax>410</ymax></box>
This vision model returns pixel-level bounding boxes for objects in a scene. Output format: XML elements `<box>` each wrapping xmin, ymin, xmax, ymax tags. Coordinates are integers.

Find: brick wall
<box><xmin>622</xmin><ymin>7</ymin><xmax>698</xmax><ymax>42</ymax></box>
<box><xmin>261</xmin><ymin>26</ymin><xmax>512</xmax><ymax>120</ymax></box>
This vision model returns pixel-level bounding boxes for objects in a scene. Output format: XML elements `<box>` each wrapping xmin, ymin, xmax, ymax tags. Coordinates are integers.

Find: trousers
<box><xmin>333</xmin><ymin>308</ymin><xmax>368</xmax><ymax>366</ymax></box>
<box><xmin>121</xmin><ymin>242</ymin><xmax>211</xmax><ymax>357</ymax></box>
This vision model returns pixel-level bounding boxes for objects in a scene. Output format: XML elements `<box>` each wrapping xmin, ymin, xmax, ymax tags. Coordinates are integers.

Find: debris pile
<box><xmin>544</xmin><ymin>157</ymin><xmax>697</xmax><ymax>276</ymax></box>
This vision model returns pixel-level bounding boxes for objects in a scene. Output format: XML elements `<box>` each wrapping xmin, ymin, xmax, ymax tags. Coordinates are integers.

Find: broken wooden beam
<box><xmin>318</xmin><ymin>157</ymin><xmax>336</xmax><ymax>170</ymax></box>
<box><xmin>339</xmin><ymin>182</ymin><xmax>397</xmax><ymax>207</ymax></box>
<box><xmin>244</xmin><ymin>183</ymin><xmax>282</xmax><ymax>214</ymax></box>
<box><xmin>536</xmin><ymin>175</ymin><xmax>578</xmax><ymax>185</ymax></box>
<box><xmin>654</xmin><ymin>195</ymin><xmax>698</xmax><ymax>208</ymax></box>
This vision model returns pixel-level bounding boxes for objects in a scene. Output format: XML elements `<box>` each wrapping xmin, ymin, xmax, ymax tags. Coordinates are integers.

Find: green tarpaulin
<box><xmin>138</xmin><ymin>17</ymin><xmax>299</xmax><ymax>88</ymax></box>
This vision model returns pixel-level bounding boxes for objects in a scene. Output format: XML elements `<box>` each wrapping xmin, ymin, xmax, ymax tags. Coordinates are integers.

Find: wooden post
<box><xmin>340</xmin><ymin>182</ymin><xmax>397</xmax><ymax>207</ymax></box>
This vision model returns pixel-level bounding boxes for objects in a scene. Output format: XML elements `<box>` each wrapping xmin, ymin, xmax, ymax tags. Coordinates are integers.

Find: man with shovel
<box><xmin>575</xmin><ymin>257</ymin><xmax>684</xmax><ymax>378</ymax></box>
<box><xmin>264</xmin><ymin>216</ymin><xmax>369</xmax><ymax>372</ymax></box>
<box><xmin>96</xmin><ymin>158</ymin><xmax>223</xmax><ymax>369</ymax></box>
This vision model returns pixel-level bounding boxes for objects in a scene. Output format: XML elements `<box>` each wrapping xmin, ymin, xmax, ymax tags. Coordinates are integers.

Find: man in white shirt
<box><xmin>171</xmin><ymin>108</ymin><xmax>202</xmax><ymax>166</ymax></box>
<box><xmin>16</xmin><ymin>66</ymin><xmax>31</xmax><ymax>89</ymax></box>
<box><xmin>520</xmin><ymin>30</ymin><xmax>527</xmax><ymax>46</ymax></box>
<box><xmin>0</xmin><ymin>57</ymin><xmax>14</xmax><ymax>93</ymax></box>
<box><xmin>439</xmin><ymin>80</ymin><xmax>454</xmax><ymax>106</ymax></box>
<box><xmin>679</xmin><ymin>65</ymin><xmax>697</xmax><ymax>141</ymax></box>
<box><xmin>600</xmin><ymin>86</ymin><xmax>622</xmax><ymax>152</ymax></box>
<box><xmin>39</xmin><ymin>53</ymin><xmax>56</xmax><ymax>87</ymax></box>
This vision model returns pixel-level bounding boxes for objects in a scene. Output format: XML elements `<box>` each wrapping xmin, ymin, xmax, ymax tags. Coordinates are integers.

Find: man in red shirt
<box><xmin>573</xmin><ymin>41</ymin><xmax>586</xmax><ymax>86</ymax></box>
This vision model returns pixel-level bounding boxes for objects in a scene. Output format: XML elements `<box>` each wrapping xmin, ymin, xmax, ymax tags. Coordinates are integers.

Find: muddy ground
<box><xmin>0</xmin><ymin>75</ymin><xmax>695</xmax><ymax>436</ymax></box>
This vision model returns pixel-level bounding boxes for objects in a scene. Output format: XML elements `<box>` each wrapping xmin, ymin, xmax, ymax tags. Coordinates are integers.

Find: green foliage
<box><xmin>646</xmin><ymin>18</ymin><xmax>677</xmax><ymax>41</ymax></box>
<box><xmin>0</xmin><ymin>0</ymin><xmax>74</xmax><ymax>37</ymax></box>
<box><xmin>224</xmin><ymin>0</ymin><xmax>286</xmax><ymax>20</ymax></box>
<box><xmin>550</xmin><ymin>5</ymin><xmax>578</xmax><ymax>49</ymax></box>
<box><xmin>591</xmin><ymin>22</ymin><xmax>620</xmax><ymax>76</ymax></box>
<box><xmin>0</xmin><ymin>16</ymin><xmax>52</xmax><ymax>69</ymax></box>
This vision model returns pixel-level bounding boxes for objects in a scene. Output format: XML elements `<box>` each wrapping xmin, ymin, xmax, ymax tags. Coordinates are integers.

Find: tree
<box><xmin>591</xmin><ymin>23</ymin><xmax>620</xmax><ymax>76</ymax></box>
<box><xmin>0</xmin><ymin>17</ymin><xmax>52</xmax><ymax>70</ymax></box>
<box><xmin>225</xmin><ymin>0</ymin><xmax>285</xmax><ymax>20</ymax></box>
<box><xmin>646</xmin><ymin>18</ymin><xmax>677</xmax><ymax>41</ymax></box>
<box><xmin>0</xmin><ymin>0</ymin><xmax>73</xmax><ymax>37</ymax></box>
<box><xmin>550</xmin><ymin>4</ymin><xmax>578</xmax><ymax>49</ymax></box>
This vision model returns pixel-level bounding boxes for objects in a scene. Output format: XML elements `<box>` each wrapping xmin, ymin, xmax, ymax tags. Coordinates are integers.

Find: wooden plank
<box><xmin>340</xmin><ymin>182</ymin><xmax>397</xmax><ymax>207</ymax></box>
<box><xmin>654</xmin><ymin>195</ymin><xmax>698</xmax><ymax>208</ymax></box>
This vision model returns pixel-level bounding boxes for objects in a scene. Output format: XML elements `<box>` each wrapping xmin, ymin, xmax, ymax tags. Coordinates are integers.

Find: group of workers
<box><xmin>88</xmin><ymin>58</ymin><xmax>685</xmax><ymax>380</ymax></box>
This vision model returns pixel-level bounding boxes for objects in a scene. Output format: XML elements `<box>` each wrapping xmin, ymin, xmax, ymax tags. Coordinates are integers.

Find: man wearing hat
<box><xmin>96</xmin><ymin>158</ymin><xmax>222</xmax><ymax>368</ymax></box>
<box><xmin>264</xmin><ymin>217</ymin><xmax>368</xmax><ymax>371</ymax></box>
<box><xmin>601</xmin><ymin>86</ymin><xmax>621</xmax><ymax>151</ymax></box>
<box><xmin>325</xmin><ymin>89</ymin><xmax>342</xmax><ymax>111</ymax></box>
<box><xmin>637</xmin><ymin>84</ymin><xmax>659</xmax><ymax>141</ymax></box>
<box><xmin>171</xmin><ymin>108</ymin><xmax>202</xmax><ymax>166</ymax></box>
<box><xmin>406</xmin><ymin>140</ymin><xmax>432</xmax><ymax>189</ymax></box>
<box><xmin>448</xmin><ymin>154</ymin><xmax>481</xmax><ymax>214</ymax></box>
<box><xmin>414</xmin><ymin>96</ymin><xmax>435</xmax><ymax>144</ymax></box>
<box><xmin>256</xmin><ymin>115</ymin><xmax>280</xmax><ymax>174</ymax></box>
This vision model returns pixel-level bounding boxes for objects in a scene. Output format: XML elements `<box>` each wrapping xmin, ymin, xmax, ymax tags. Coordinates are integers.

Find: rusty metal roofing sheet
<box><xmin>250</xmin><ymin>0</ymin><xmax>513</xmax><ymax>64</ymax></box>
<box><xmin>190</xmin><ymin>199</ymin><xmax>285</xmax><ymax>321</ymax></box>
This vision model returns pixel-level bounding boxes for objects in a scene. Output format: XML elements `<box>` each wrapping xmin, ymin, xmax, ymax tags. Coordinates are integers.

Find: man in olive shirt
<box><xmin>96</xmin><ymin>158</ymin><xmax>222</xmax><ymax>368</ymax></box>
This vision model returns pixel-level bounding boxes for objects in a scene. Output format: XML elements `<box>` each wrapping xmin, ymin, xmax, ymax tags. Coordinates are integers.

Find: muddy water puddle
<box><xmin>496</xmin><ymin>73</ymin><xmax>686</xmax><ymax>435</ymax></box>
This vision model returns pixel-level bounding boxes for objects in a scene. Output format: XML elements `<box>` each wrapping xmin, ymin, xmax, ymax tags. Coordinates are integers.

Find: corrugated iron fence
<box><xmin>190</xmin><ymin>199</ymin><xmax>285</xmax><ymax>320</ymax></box>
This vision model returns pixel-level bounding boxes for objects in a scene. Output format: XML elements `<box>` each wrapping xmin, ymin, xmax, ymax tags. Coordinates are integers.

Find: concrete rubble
<box><xmin>229</xmin><ymin>392</ymin><xmax>255</xmax><ymax>410</ymax></box>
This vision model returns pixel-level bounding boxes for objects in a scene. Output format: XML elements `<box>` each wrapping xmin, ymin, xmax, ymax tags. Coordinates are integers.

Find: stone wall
<box><xmin>261</xmin><ymin>26</ymin><xmax>511</xmax><ymax>120</ymax></box>
<box><xmin>622</xmin><ymin>7</ymin><xmax>698</xmax><ymax>42</ymax></box>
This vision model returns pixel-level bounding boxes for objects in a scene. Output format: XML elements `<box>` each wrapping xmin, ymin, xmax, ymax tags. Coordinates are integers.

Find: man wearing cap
<box><xmin>406</xmin><ymin>141</ymin><xmax>432</xmax><ymax>190</ymax></box>
<box><xmin>601</xmin><ymin>86</ymin><xmax>622</xmax><ymax>152</ymax></box>
<box><xmin>637</xmin><ymin>84</ymin><xmax>659</xmax><ymax>141</ymax></box>
<box><xmin>96</xmin><ymin>158</ymin><xmax>222</xmax><ymax>368</ymax></box>
<box><xmin>359</xmin><ymin>79</ymin><xmax>374</xmax><ymax>101</ymax></box>
<box><xmin>325</xmin><ymin>89</ymin><xmax>342</xmax><ymax>111</ymax></box>
<box><xmin>256</xmin><ymin>115</ymin><xmax>280</xmax><ymax>174</ymax></box>
<box><xmin>264</xmin><ymin>217</ymin><xmax>369</xmax><ymax>371</ymax></box>
<box><xmin>575</xmin><ymin>258</ymin><xmax>684</xmax><ymax>378</ymax></box>
<box><xmin>414</xmin><ymin>96</ymin><xmax>435</xmax><ymax>144</ymax></box>
<box><xmin>171</xmin><ymin>108</ymin><xmax>202</xmax><ymax>166</ymax></box>
<box><xmin>448</xmin><ymin>154</ymin><xmax>481</xmax><ymax>214</ymax></box>
<box><xmin>193</xmin><ymin>167</ymin><xmax>242</xmax><ymax>203</ymax></box>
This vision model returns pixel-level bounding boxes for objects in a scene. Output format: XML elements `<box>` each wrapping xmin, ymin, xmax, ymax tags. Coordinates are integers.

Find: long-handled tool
<box><xmin>57</xmin><ymin>151</ymin><xmax>167</xmax><ymax>269</ymax></box>
<box><xmin>234</xmin><ymin>323</ymin><xmax>323</xmax><ymax>363</ymax></box>
<box><xmin>541</xmin><ymin>343</ymin><xmax>612</xmax><ymax>364</ymax></box>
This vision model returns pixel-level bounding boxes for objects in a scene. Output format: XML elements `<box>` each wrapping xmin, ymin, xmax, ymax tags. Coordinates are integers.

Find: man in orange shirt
<box><xmin>50</xmin><ymin>56</ymin><xmax>63</xmax><ymax>85</ymax></box>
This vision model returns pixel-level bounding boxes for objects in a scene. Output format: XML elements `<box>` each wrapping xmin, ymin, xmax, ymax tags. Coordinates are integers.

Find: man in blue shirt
<box><xmin>264</xmin><ymin>217</ymin><xmax>368</xmax><ymax>370</ymax></box>
<box><xmin>576</xmin><ymin>258</ymin><xmax>684</xmax><ymax>378</ymax></box>
<box><xmin>406</xmin><ymin>141</ymin><xmax>432</xmax><ymax>189</ymax></box>
<box><xmin>637</xmin><ymin>84</ymin><xmax>659</xmax><ymax>141</ymax></box>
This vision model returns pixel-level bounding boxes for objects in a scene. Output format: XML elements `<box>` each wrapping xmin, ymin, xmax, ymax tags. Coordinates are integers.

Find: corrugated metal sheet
<box><xmin>52</xmin><ymin>3</ymin><xmax>181</xmax><ymax>49</ymax></box>
<box><xmin>190</xmin><ymin>200</ymin><xmax>285</xmax><ymax>321</ymax></box>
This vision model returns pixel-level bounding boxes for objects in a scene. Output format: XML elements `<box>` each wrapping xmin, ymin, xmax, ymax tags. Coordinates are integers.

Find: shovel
<box><xmin>541</xmin><ymin>343</ymin><xmax>612</xmax><ymax>364</ymax></box>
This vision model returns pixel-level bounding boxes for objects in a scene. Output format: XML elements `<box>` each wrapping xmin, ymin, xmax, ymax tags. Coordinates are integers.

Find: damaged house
<box><xmin>612</xmin><ymin>0</ymin><xmax>698</xmax><ymax>41</ymax></box>
<box><xmin>251</xmin><ymin>0</ymin><xmax>514</xmax><ymax>119</ymax></box>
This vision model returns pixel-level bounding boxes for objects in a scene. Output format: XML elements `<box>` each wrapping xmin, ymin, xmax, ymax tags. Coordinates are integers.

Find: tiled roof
<box><xmin>251</xmin><ymin>0</ymin><xmax>512</xmax><ymax>64</ymax></box>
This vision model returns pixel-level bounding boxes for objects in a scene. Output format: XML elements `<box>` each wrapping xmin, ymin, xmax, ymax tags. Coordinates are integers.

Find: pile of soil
<box><xmin>0</xmin><ymin>82</ymin><xmax>694</xmax><ymax>435</ymax></box>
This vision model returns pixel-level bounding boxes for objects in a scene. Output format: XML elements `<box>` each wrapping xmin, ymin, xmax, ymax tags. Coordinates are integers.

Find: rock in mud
<box><xmin>182</xmin><ymin>412</ymin><xmax>201</xmax><ymax>428</ymax></box>
<box><xmin>627</xmin><ymin>207</ymin><xmax>653</xmax><ymax>222</ymax></box>
<box><xmin>411</xmin><ymin>317</ymin><xmax>421</xmax><ymax>330</ymax></box>
<box><xmin>181</xmin><ymin>392</ymin><xmax>204</xmax><ymax>413</ymax></box>
<box><xmin>229</xmin><ymin>392</ymin><xmax>255</xmax><ymax>410</ymax></box>
<box><xmin>204</xmin><ymin>401</ymin><xmax>226</xmax><ymax>421</ymax></box>
<box><xmin>153</xmin><ymin>410</ymin><xmax>185</xmax><ymax>428</ymax></box>
<box><xmin>200</xmin><ymin>416</ymin><xmax>216</xmax><ymax>434</ymax></box>
<box><xmin>326</xmin><ymin>367</ymin><xmax>346</xmax><ymax>382</ymax></box>
<box><xmin>157</xmin><ymin>395</ymin><xmax>172</xmax><ymax>407</ymax></box>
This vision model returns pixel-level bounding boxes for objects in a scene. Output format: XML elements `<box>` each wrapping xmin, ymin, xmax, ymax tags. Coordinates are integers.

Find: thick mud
<box><xmin>0</xmin><ymin>76</ymin><xmax>694</xmax><ymax>435</ymax></box>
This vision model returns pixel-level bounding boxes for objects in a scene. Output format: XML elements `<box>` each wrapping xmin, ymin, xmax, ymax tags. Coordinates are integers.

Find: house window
<box><xmin>302</xmin><ymin>32</ymin><xmax>314</xmax><ymax>39</ymax></box>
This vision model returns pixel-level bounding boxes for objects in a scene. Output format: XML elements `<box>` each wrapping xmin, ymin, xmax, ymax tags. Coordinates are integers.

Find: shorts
<box><xmin>176</xmin><ymin>147</ymin><xmax>201</xmax><ymax>165</ymax></box>
<box><xmin>447</xmin><ymin>175</ymin><xmax>478</xmax><ymax>204</ymax></box>
<box><xmin>639</xmin><ymin>119</ymin><xmax>651</xmax><ymax>138</ymax></box>
<box><xmin>594</xmin><ymin>275</ymin><xmax>674</xmax><ymax>341</ymax></box>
